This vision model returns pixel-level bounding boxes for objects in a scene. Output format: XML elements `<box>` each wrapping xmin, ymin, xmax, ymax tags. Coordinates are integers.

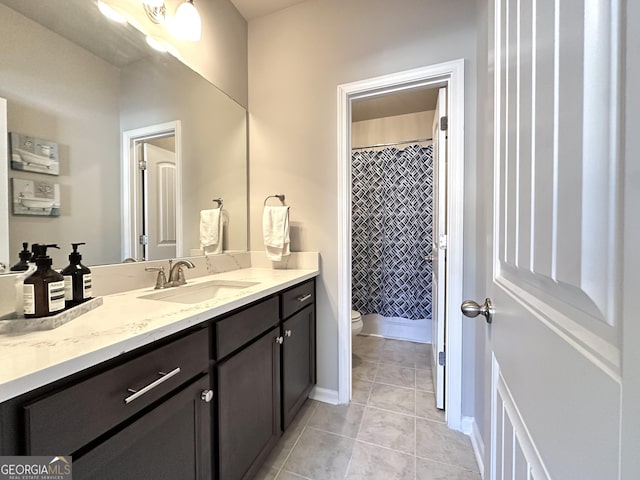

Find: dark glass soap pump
<box><xmin>23</xmin><ymin>244</ymin><xmax>66</xmax><ymax>318</ymax></box>
<box><xmin>10</xmin><ymin>242</ymin><xmax>31</xmax><ymax>271</ymax></box>
<box><xmin>61</xmin><ymin>242</ymin><xmax>92</xmax><ymax>308</ymax></box>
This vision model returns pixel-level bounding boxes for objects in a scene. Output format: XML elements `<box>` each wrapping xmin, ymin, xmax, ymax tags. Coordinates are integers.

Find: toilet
<box><xmin>351</xmin><ymin>310</ymin><xmax>363</xmax><ymax>336</ymax></box>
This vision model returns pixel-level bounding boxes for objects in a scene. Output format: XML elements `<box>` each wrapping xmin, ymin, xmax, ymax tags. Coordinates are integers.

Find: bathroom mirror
<box><xmin>0</xmin><ymin>0</ymin><xmax>248</xmax><ymax>269</ymax></box>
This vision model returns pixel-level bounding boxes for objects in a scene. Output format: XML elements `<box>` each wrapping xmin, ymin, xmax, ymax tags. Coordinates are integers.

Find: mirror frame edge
<box><xmin>0</xmin><ymin>97</ymin><xmax>9</xmax><ymax>268</ymax></box>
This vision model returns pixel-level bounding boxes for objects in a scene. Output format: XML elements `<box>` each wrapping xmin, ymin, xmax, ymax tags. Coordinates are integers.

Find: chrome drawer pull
<box><xmin>296</xmin><ymin>294</ymin><xmax>312</xmax><ymax>302</ymax></box>
<box><xmin>124</xmin><ymin>367</ymin><xmax>181</xmax><ymax>404</ymax></box>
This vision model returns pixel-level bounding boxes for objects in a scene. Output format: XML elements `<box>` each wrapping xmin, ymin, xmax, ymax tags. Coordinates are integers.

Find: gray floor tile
<box><xmin>346</xmin><ymin>441</ymin><xmax>415</xmax><ymax>480</ymax></box>
<box><xmin>383</xmin><ymin>338</ymin><xmax>417</xmax><ymax>354</ymax></box>
<box><xmin>414</xmin><ymin>343</ymin><xmax>432</xmax><ymax>355</ymax></box>
<box><xmin>352</xmin><ymin>358</ymin><xmax>378</xmax><ymax>381</ymax></box>
<box><xmin>368</xmin><ymin>383</ymin><xmax>415</xmax><ymax>415</ymax></box>
<box><xmin>358</xmin><ymin>407</ymin><xmax>415</xmax><ymax>455</ymax></box>
<box><xmin>352</xmin><ymin>378</ymin><xmax>373</xmax><ymax>404</ymax></box>
<box><xmin>416</xmin><ymin>368</ymin><xmax>434</xmax><ymax>392</ymax></box>
<box><xmin>416</xmin><ymin>390</ymin><xmax>445</xmax><ymax>422</ymax></box>
<box><xmin>263</xmin><ymin>400</ymin><xmax>318</xmax><ymax>470</ymax></box>
<box><xmin>308</xmin><ymin>402</ymin><xmax>365</xmax><ymax>438</ymax></box>
<box><xmin>284</xmin><ymin>427</ymin><xmax>355</xmax><ymax>480</ymax></box>
<box><xmin>416</xmin><ymin>457</ymin><xmax>481</xmax><ymax>479</ymax></box>
<box><xmin>253</xmin><ymin>464</ymin><xmax>280</xmax><ymax>480</ymax></box>
<box><xmin>375</xmin><ymin>363</ymin><xmax>416</xmax><ymax>388</ymax></box>
<box><xmin>415</xmin><ymin>351</ymin><xmax>432</xmax><ymax>369</ymax></box>
<box><xmin>379</xmin><ymin>349</ymin><xmax>415</xmax><ymax>368</ymax></box>
<box><xmin>416</xmin><ymin>418</ymin><xmax>478</xmax><ymax>472</ymax></box>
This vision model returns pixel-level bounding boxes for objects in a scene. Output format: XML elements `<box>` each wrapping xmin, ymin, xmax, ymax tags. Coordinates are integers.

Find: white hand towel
<box><xmin>200</xmin><ymin>209</ymin><xmax>222</xmax><ymax>253</ymax></box>
<box><xmin>263</xmin><ymin>206</ymin><xmax>290</xmax><ymax>261</ymax></box>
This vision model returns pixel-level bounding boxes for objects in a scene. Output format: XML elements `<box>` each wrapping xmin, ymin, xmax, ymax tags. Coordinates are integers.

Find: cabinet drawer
<box><xmin>281</xmin><ymin>280</ymin><xmax>314</xmax><ymax>319</ymax></box>
<box><xmin>215</xmin><ymin>296</ymin><xmax>279</xmax><ymax>360</ymax></box>
<box><xmin>24</xmin><ymin>328</ymin><xmax>209</xmax><ymax>455</ymax></box>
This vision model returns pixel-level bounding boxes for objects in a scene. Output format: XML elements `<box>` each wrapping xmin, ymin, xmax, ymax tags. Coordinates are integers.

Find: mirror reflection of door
<box><xmin>134</xmin><ymin>135</ymin><xmax>177</xmax><ymax>261</ymax></box>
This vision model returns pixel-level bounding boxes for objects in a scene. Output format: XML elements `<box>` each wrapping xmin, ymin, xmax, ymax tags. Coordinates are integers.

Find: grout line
<box><xmin>413</xmin><ymin>453</ymin><xmax>480</xmax><ymax>474</ymax></box>
<box><xmin>273</xmin><ymin>402</ymin><xmax>319</xmax><ymax>479</ymax></box>
<box><xmin>352</xmin><ymin>436</ymin><xmax>416</xmax><ymax>457</ymax></box>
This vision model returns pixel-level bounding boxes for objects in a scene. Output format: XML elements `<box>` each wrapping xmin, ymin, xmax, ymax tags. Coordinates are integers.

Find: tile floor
<box><xmin>255</xmin><ymin>335</ymin><xmax>481</xmax><ymax>480</ymax></box>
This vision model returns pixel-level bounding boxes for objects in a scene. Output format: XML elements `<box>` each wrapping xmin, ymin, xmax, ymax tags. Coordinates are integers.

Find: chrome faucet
<box><xmin>167</xmin><ymin>259</ymin><xmax>195</xmax><ymax>287</ymax></box>
<box><xmin>145</xmin><ymin>259</ymin><xmax>195</xmax><ymax>289</ymax></box>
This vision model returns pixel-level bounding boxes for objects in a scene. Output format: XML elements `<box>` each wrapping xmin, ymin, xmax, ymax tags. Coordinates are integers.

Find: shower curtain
<box><xmin>351</xmin><ymin>144</ymin><xmax>433</xmax><ymax>320</ymax></box>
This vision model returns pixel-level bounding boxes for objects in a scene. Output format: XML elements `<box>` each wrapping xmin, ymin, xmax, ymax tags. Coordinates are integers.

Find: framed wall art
<box><xmin>11</xmin><ymin>178</ymin><xmax>61</xmax><ymax>217</ymax></box>
<box><xmin>9</xmin><ymin>132</ymin><xmax>59</xmax><ymax>176</ymax></box>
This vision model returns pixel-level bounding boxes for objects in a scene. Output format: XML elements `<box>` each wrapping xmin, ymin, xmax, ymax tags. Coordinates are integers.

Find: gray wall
<box><xmin>0</xmin><ymin>4</ymin><xmax>121</xmax><ymax>267</ymax></box>
<box><xmin>247</xmin><ymin>0</ymin><xmax>478</xmax><ymax>406</ymax></box>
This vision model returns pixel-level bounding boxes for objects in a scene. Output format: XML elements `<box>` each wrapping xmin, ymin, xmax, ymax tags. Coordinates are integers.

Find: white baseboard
<box><xmin>361</xmin><ymin>314</ymin><xmax>432</xmax><ymax>343</ymax></box>
<box><xmin>462</xmin><ymin>416</ymin><xmax>485</xmax><ymax>479</ymax></box>
<box><xmin>309</xmin><ymin>386</ymin><xmax>340</xmax><ymax>405</ymax></box>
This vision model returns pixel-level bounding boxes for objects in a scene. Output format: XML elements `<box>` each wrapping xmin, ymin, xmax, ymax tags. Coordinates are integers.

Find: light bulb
<box><xmin>145</xmin><ymin>35</ymin><xmax>168</xmax><ymax>52</ymax></box>
<box><xmin>174</xmin><ymin>0</ymin><xmax>201</xmax><ymax>41</ymax></box>
<box><xmin>97</xmin><ymin>1</ymin><xmax>127</xmax><ymax>24</ymax></box>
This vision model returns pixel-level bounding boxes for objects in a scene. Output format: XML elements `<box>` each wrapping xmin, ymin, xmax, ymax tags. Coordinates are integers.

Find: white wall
<box><xmin>351</xmin><ymin>111</ymin><xmax>435</xmax><ymax>149</ymax></box>
<box><xmin>0</xmin><ymin>5</ymin><xmax>121</xmax><ymax>267</ymax></box>
<box><xmin>248</xmin><ymin>0</ymin><xmax>478</xmax><ymax>404</ymax></box>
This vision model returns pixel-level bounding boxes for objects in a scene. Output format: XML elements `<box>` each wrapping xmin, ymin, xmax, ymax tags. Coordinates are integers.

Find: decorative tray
<box><xmin>0</xmin><ymin>297</ymin><xmax>103</xmax><ymax>334</ymax></box>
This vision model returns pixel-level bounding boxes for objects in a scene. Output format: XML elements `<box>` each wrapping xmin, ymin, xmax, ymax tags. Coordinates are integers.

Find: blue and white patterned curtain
<box><xmin>351</xmin><ymin>144</ymin><xmax>433</xmax><ymax>320</ymax></box>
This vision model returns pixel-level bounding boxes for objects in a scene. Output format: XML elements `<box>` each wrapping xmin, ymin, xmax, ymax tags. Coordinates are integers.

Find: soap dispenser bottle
<box><xmin>61</xmin><ymin>242</ymin><xmax>92</xmax><ymax>308</ymax></box>
<box><xmin>10</xmin><ymin>242</ymin><xmax>32</xmax><ymax>271</ymax></box>
<box><xmin>23</xmin><ymin>244</ymin><xmax>66</xmax><ymax>318</ymax></box>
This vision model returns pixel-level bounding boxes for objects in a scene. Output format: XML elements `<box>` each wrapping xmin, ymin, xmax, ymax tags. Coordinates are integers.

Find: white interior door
<box><xmin>478</xmin><ymin>1</ymin><xmax>622</xmax><ymax>478</ymax></box>
<box><xmin>144</xmin><ymin>143</ymin><xmax>177</xmax><ymax>261</ymax></box>
<box><xmin>431</xmin><ymin>87</ymin><xmax>447</xmax><ymax>410</ymax></box>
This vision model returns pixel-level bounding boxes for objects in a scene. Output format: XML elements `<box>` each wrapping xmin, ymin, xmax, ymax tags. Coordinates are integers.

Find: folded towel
<box><xmin>263</xmin><ymin>206</ymin><xmax>290</xmax><ymax>261</ymax></box>
<box><xmin>200</xmin><ymin>209</ymin><xmax>223</xmax><ymax>253</ymax></box>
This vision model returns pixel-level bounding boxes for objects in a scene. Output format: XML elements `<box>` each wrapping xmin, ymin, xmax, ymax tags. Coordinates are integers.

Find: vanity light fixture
<box><xmin>143</xmin><ymin>0</ymin><xmax>166</xmax><ymax>24</ymax></box>
<box><xmin>173</xmin><ymin>0</ymin><xmax>202</xmax><ymax>41</ymax></box>
<box><xmin>145</xmin><ymin>35</ymin><xmax>169</xmax><ymax>52</ymax></box>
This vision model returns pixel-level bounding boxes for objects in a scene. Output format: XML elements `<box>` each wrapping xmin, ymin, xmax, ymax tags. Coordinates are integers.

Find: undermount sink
<box><xmin>139</xmin><ymin>280</ymin><xmax>258</xmax><ymax>304</ymax></box>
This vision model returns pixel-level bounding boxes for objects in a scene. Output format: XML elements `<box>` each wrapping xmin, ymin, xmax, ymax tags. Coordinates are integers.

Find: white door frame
<box><xmin>337</xmin><ymin>59</ymin><xmax>466</xmax><ymax>430</ymax></box>
<box><xmin>122</xmin><ymin>121</ymin><xmax>182</xmax><ymax>261</ymax></box>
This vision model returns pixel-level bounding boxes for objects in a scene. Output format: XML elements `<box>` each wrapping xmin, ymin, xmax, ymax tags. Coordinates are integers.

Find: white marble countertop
<box><xmin>0</xmin><ymin>267</ymin><xmax>318</xmax><ymax>403</ymax></box>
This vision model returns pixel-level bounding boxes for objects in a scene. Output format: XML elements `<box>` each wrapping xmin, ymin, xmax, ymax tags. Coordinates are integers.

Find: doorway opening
<box><xmin>122</xmin><ymin>121</ymin><xmax>182</xmax><ymax>262</ymax></box>
<box><xmin>337</xmin><ymin>60</ymin><xmax>465</xmax><ymax>430</ymax></box>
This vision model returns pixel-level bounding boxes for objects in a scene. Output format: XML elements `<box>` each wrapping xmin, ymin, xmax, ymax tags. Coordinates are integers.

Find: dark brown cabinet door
<box><xmin>281</xmin><ymin>305</ymin><xmax>315</xmax><ymax>430</ymax></box>
<box><xmin>72</xmin><ymin>374</ymin><xmax>213</xmax><ymax>480</ymax></box>
<box><xmin>217</xmin><ymin>327</ymin><xmax>281</xmax><ymax>480</ymax></box>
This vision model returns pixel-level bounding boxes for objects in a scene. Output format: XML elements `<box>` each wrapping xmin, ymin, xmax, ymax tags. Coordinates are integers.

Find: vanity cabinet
<box><xmin>280</xmin><ymin>280</ymin><xmax>316</xmax><ymax>430</ymax></box>
<box><xmin>0</xmin><ymin>326</ymin><xmax>212</xmax><ymax>479</ymax></box>
<box><xmin>0</xmin><ymin>276</ymin><xmax>317</xmax><ymax>480</ymax></box>
<box><xmin>215</xmin><ymin>296</ymin><xmax>281</xmax><ymax>480</ymax></box>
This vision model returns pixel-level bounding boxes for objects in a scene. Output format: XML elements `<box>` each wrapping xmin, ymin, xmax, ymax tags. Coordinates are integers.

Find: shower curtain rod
<box><xmin>351</xmin><ymin>137</ymin><xmax>433</xmax><ymax>151</ymax></box>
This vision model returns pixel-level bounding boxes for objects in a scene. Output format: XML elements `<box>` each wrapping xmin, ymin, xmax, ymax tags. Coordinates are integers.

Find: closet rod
<box><xmin>351</xmin><ymin>137</ymin><xmax>433</xmax><ymax>151</ymax></box>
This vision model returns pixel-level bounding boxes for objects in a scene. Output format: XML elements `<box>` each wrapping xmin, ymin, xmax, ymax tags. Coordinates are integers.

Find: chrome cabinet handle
<box><xmin>296</xmin><ymin>294</ymin><xmax>312</xmax><ymax>302</ymax></box>
<box><xmin>124</xmin><ymin>367</ymin><xmax>181</xmax><ymax>404</ymax></box>
<box><xmin>461</xmin><ymin>298</ymin><xmax>494</xmax><ymax>324</ymax></box>
<box><xmin>201</xmin><ymin>389</ymin><xmax>214</xmax><ymax>403</ymax></box>
<box><xmin>284</xmin><ymin>329</ymin><xmax>292</xmax><ymax>337</ymax></box>
<box><xmin>275</xmin><ymin>336</ymin><xmax>284</xmax><ymax>345</ymax></box>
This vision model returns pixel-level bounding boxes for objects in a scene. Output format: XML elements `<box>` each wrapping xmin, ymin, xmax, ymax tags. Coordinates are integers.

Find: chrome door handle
<box><xmin>275</xmin><ymin>336</ymin><xmax>284</xmax><ymax>344</ymax></box>
<box><xmin>124</xmin><ymin>367</ymin><xmax>181</xmax><ymax>404</ymax></box>
<box><xmin>461</xmin><ymin>298</ymin><xmax>494</xmax><ymax>324</ymax></box>
<box><xmin>296</xmin><ymin>294</ymin><xmax>312</xmax><ymax>302</ymax></box>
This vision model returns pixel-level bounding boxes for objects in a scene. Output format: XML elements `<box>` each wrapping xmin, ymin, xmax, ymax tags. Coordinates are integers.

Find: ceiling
<box><xmin>229</xmin><ymin>0</ymin><xmax>308</xmax><ymax>21</ymax></box>
<box><xmin>352</xmin><ymin>88</ymin><xmax>440</xmax><ymax>122</ymax></box>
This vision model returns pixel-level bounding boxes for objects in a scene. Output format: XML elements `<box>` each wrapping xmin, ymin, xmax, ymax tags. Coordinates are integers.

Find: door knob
<box><xmin>424</xmin><ymin>254</ymin><xmax>434</xmax><ymax>262</ymax></box>
<box><xmin>461</xmin><ymin>298</ymin><xmax>494</xmax><ymax>324</ymax></box>
<box><xmin>201</xmin><ymin>390</ymin><xmax>214</xmax><ymax>403</ymax></box>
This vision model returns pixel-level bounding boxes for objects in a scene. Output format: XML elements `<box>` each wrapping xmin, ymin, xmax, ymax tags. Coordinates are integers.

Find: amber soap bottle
<box><xmin>23</xmin><ymin>244</ymin><xmax>65</xmax><ymax>318</ymax></box>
